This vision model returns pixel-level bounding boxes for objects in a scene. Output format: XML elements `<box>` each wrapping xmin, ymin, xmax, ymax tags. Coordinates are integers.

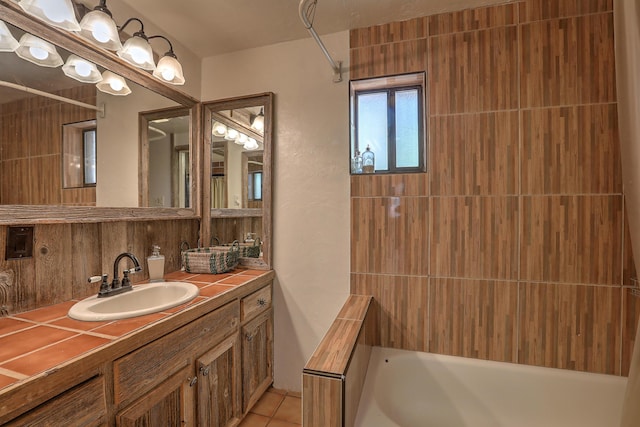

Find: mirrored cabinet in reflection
<box><xmin>203</xmin><ymin>93</ymin><xmax>273</xmax><ymax>269</ymax></box>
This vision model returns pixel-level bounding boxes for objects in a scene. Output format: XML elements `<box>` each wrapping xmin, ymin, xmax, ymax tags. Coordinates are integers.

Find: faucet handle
<box><xmin>126</xmin><ymin>266</ymin><xmax>142</xmax><ymax>274</ymax></box>
<box><xmin>88</xmin><ymin>274</ymin><xmax>109</xmax><ymax>284</ymax></box>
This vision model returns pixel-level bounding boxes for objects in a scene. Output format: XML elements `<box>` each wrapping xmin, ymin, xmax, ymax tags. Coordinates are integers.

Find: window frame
<box><xmin>350</xmin><ymin>72</ymin><xmax>427</xmax><ymax>175</ymax></box>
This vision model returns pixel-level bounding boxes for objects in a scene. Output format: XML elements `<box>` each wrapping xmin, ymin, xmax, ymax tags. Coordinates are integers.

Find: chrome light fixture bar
<box><xmin>62</xmin><ymin>54</ymin><xmax>103</xmax><ymax>83</ymax></box>
<box><xmin>149</xmin><ymin>35</ymin><xmax>185</xmax><ymax>85</ymax></box>
<box><xmin>15</xmin><ymin>33</ymin><xmax>63</xmax><ymax>67</ymax></box>
<box><xmin>18</xmin><ymin>0</ymin><xmax>80</xmax><ymax>32</ymax></box>
<box><xmin>78</xmin><ymin>0</ymin><xmax>122</xmax><ymax>51</ymax></box>
<box><xmin>117</xmin><ymin>17</ymin><xmax>155</xmax><ymax>71</ymax></box>
<box><xmin>0</xmin><ymin>20</ymin><xmax>19</xmax><ymax>52</ymax></box>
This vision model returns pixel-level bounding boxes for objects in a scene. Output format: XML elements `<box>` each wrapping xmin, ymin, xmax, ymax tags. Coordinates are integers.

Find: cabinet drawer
<box><xmin>241</xmin><ymin>284</ymin><xmax>272</xmax><ymax>321</ymax></box>
<box><xmin>6</xmin><ymin>376</ymin><xmax>106</xmax><ymax>427</ymax></box>
<box><xmin>114</xmin><ymin>300</ymin><xmax>239</xmax><ymax>406</ymax></box>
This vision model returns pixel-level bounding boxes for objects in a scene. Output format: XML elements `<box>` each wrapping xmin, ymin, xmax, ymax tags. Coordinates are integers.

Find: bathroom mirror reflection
<box><xmin>203</xmin><ymin>93</ymin><xmax>273</xmax><ymax>269</ymax></box>
<box><xmin>0</xmin><ymin>3</ymin><xmax>199</xmax><ymax>222</ymax></box>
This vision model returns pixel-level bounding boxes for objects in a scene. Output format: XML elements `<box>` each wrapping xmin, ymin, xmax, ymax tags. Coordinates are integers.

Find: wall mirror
<box><xmin>202</xmin><ymin>93</ymin><xmax>273</xmax><ymax>269</ymax></box>
<box><xmin>0</xmin><ymin>2</ymin><xmax>200</xmax><ymax>223</ymax></box>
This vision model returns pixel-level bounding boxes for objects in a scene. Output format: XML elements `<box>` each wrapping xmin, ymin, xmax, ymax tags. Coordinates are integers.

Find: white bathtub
<box><xmin>354</xmin><ymin>347</ymin><xmax>628</xmax><ymax>427</ymax></box>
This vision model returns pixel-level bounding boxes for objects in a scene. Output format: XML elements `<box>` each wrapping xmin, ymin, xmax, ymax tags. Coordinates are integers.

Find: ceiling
<box><xmin>114</xmin><ymin>0</ymin><xmax>516</xmax><ymax>59</ymax></box>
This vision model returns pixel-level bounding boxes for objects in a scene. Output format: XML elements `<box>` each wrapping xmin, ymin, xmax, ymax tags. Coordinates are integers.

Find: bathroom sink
<box><xmin>68</xmin><ymin>281</ymin><xmax>199</xmax><ymax>321</ymax></box>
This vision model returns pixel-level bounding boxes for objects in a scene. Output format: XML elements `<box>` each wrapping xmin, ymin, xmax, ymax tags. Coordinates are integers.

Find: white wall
<box><xmin>201</xmin><ymin>32</ymin><xmax>351</xmax><ymax>391</ymax></box>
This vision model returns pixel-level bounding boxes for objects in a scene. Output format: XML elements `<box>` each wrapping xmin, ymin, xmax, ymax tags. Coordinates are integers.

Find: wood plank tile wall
<box><xmin>0</xmin><ymin>219</ymin><xmax>199</xmax><ymax>314</ymax></box>
<box><xmin>349</xmin><ymin>0</ymin><xmax>640</xmax><ymax>375</ymax></box>
<box><xmin>0</xmin><ymin>86</ymin><xmax>96</xmax><ymax>206</ymax></box>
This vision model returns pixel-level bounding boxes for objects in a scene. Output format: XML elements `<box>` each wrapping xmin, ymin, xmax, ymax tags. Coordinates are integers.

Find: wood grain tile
<box><xmin>350</xmin><ymin>17</ymin><xmax>428</xmax><ymax>48</ymax></box>
<box><xmin>304</xmin><ymin>318</ymin><xmax>363</xmax><ymax>374</ymax></box>
<box><xmin>519</xmin><ymin>282</ymin><xmax>621</xmax><ymax>374</ymax></box>
<box><xmin>520</xmin><ymin>195</ymin><xmax>623</xmax><ymax>284</ymax></box>
<box><xmin>429</xmin><ymin>3</ymin><xmax>517</xmax><ymax>35</ymax></box>
<box><xmin>576</xmin><ymin>13</ymin><xmax>616</xmax><ymax>104</ymax></box>
<box><xmin>350</xmin><ymin>173</ymin><xmax>428</xmax><ymax>197</ymax></box>
<box><xmin>429</xmin><ymin>26</ymin><xmax>518</xmax><ymax>115</ymax></box>
<box><xmin>351</xmin><ymin>197</ymin><xmax>428</xmax><ymax>275</ymax></box>
<box><xmin>336</xmin><ymin>295</ymin><xmax>372</xmax><ymax>321</ymax></box>
<box><xmin>351</xmin><ymin>273</ymin><xmax>428</xmax><ymax>351</ymax></box>
<box><xmin>520</xmin><ymin>0</ymin><xmax>613</xmax><ymax>22</ymax></box>
<box><xmin>520</xmin><ymin>18</ymin><xmax>578</xmax><ymax>108</ymax></box>
<box><xmin>521</xmin><ymin>104</ymin><xmax>621</xmax><ymax>194</ymax></box>
<box><xmin>430</xmin><ymin>112</ymin><xmax>519</xmax><ymax>195</ymax></box>
<box><xmin>430</xmin><ymin>196</ymin><xmax>519</xmax><ymax>280</ymax></box>
<box><xmin>302</xmin><ymin>374</ymin><xmax>341</xmax><ymax>427</ymax></box>
<box><xmin>349</xmin><ymin>39</ymin><xmax>428</xmax><ymax>80</ymax></box>
<box><xmin>623</xmin><ymin>288</ymin><xmax>640</xmax><ymax>376</ymax></box>
<box><xmin>430</xmin><ymin>278</ymin><xmax>518</xmax><ymax>362</ymax></box>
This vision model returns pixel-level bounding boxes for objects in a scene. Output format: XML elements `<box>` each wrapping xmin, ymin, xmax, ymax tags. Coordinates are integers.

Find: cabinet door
<box><xmin>117</xmin><ymin>365</ymin><xmax>195</xmax><ymax>427</ymax></box>
<box><xmin>196</xmin><ymin>333</ymin><xmax>241</xmax><ymax>427</ymax></box>
<box><xmin>242</xmin><ymin>308</ymin><xmax>273</xmax><ymax>412</ymax></box>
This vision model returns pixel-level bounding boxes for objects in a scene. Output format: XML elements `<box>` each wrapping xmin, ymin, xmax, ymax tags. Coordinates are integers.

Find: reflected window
<box><xmin>248</xmin><ymin>171</ymin><xmax>262</xmax><ymax>201</ymax></box>
<box><xmin>62</xmin><ymin>120</ymin><xmax>97</xmax><ymax>188</ymax></box>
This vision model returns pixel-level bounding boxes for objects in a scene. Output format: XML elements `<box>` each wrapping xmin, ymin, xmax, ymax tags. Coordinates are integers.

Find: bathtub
<box><xmin>354</xmin><ymin>347</ymin><xmax>628</xmax><ymax>427</ymax></box>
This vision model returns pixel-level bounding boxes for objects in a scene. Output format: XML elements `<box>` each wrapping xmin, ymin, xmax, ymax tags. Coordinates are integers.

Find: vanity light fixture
<box><xmin>235</xmin><ymin>133</ymin><xmax>249</xmax><ymax>145</ymax></box>
<box><xmin>212</xmin><ymin>122</ymin><xmax>227</xmax><ymax>137</ymax></box>
<box><xmin>62</xmin><ymin>55</ymin><xmax>103</xmax><ymax>83</ymax></box>
<box><xmin>117</xmin><ymin>18</ymin><xmax>155</xmax><ymax>71</ymax></box>
<box><xmin>225</xmin><ymin>128</ymin><xmax>239</xmax><ymax>141</ymax></box>
<box><xmin>15</xmin><ymin>33</ymin><xmax>63</xmax><ymax>67</ymax></box>
<box><xmin>0</xmin><ymin>20</ymin><xmax>19</xmax><ymax>52</ymax></box>
<box><xmin>17</xmin><ymin>0</ymin><xmax>81</xmax><ymax>32</ymax></box>
<box><xmin>96</xmin><ymin>70</ymin><xmax>131</xmax><ymax>96</ymax></box>
<box><xmin>149</xmin><ymin>35</ymin><xmax>185</xmax><ymax>85</ymax></box>
<box><xmin>78</xmin><ymin>0</ymin><xmax>122</xmax><ymax>51</ymax></box>
<box><xmin>251</xmin><ymin>108</ymin><xmax>265</xmax><ymax>133</ymax></box>
<box><xmin>244</xmin><ymin>137</ymin><xmax>260</xmax><ymax>151</ymax></box>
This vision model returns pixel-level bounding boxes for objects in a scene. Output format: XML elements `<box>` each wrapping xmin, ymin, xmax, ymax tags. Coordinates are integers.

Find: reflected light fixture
<box><xmin>62</xmin><ymin>55</ymin><xmax>103</xmax><ymax>83</ymax></box>
<box><xmin>117</xmin><ymin>18</ymin><xmax>155</xmax><ymax>70</ymax></box>
<box><xmin>149</xmin><ymin>35</ymin><xmax>185</xmax><ymax>85</ymax></box>
<box><xmin>244</xmin><ymin>137</ymin><xmax>259</xmax><ymax>151</ymax></box>
<box><xmin>224</xmin><ymin>128</ymin><xmax>239</xmax><ymax>141</ymax></box>
<box><xmin>96</xmin><ymin>70</ymin><xmax>131</xmax><ymax>96</ymax></box>
<box><xmin>212</xmin><ymin>122</ymin><xmax>227</xmax><ymax>137</ymax></box>
<box><xmin>251</xmin><ymin>108</ymin><xmax>265</xmax><ymax>133</ymax></box>
<box><xmin>78</xmin><ymin>0</ymin><xmax>122</xmax><ymax>51</ymax></box>
<box><xmin>235</xmin><ymin>133</ymin><xmax>249</xmax><ymax>145</ymax></box>
<box><xmin>15</xmin><ymin>33</ymin><xmax>63</xmax><ymax>67</ymax></box>
<box><xmin>18</xmin><ymin>0</ymin><xmax>81</xmax><ymax>31</ymax></box>
<box><xmin>0</xmin><ymin>20</ymin><xmax>19</xmax><ymax>52</ymax></box>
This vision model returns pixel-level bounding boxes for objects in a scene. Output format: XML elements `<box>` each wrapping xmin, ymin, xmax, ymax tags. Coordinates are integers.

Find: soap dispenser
<box><xmin>147</xmin><ymin>245</ymin><xmax>165</xmax><ymax>282</ymax></box>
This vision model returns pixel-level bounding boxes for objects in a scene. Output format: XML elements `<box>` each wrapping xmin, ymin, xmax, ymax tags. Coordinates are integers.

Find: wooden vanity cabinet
<box><xmin>240</xmin><ymin>285</ymin><xmax>273</xmax><ymax>412</ymax></box>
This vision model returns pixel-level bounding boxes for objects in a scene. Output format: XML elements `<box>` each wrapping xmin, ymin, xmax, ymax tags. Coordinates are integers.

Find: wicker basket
<box><xmin>181</xmin><ymin>241</ymin><xmax>240</xmax><ymax>274</ymax></box>
<box><xmin>211</xmin><ymin>237</ymin><xmax>262</xmax><ymax>258</ymax></box>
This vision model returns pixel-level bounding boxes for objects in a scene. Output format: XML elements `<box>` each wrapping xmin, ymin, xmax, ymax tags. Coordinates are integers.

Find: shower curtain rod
<box><xmin>298</xmin><ymin>0</ymin><xmax>343</xmax><ymax>82</ymax></box>
<box><xmin>0</xmin><ymin>80</ymin><xmax>105</xmax><ymax>116</ymax></box>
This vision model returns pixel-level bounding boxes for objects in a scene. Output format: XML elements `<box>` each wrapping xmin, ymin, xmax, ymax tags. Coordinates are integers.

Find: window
<box><xmin>62</xmin><ymin>120</ymin><xmax>97</xmax><ymax>188</ymax></box>
<box><xmin>248</xmin><ymin>171</ymin><xmax>263</xmax><ymax>201</ymax></box>
<box><xmin>350</xmin><ymin>73</ymin><xmax>426</xmax><ymax>174</ymax></box>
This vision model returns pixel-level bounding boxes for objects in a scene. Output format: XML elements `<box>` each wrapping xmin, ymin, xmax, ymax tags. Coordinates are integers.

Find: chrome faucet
<box><xmin>94</xmin><ymin>252</ymin><xmax>142</xmax><ymax>298</ymax></box>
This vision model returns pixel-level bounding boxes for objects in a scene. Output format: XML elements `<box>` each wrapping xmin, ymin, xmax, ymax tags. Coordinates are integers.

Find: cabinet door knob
<box><xmin>246</xmin><ymin>333</ymin><xmax>253</xmax><ymax>342</ymax></box>
<box><xmin>200</xmin><ymin>366</ymin><xmax>210</xmax><ymax>376</ymax></box>
<box><xmin>257</xmin><ymin>298</ymin><xmax>266</xmax><ymax>306</ymax></box>
<box><xmin>188</xmin><ymin>376</ymin><xmax>198</xmax><ymax>387</ymax></box>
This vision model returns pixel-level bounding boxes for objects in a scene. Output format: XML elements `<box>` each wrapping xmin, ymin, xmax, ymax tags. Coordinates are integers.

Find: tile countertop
<box><xmin>0</xmin><ymin>268</ymin><xmax>273</xmax><ymax>392</ymax></box>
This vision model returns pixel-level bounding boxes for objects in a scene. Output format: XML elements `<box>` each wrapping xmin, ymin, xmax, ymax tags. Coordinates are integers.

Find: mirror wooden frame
<box><xmin>0</xmin><ymin>1</ymin><xmax>201</xmax><ymax>224</ymax></box>
<box><xmin>202</xmin><ymin>93</ymin><xmax>274</xmax><ymax>269</ymax></box>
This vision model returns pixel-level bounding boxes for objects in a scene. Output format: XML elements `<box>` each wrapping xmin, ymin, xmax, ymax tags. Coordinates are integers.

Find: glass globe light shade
<box><xmin>78</xmin><ymin>10</ymin><xmax>123</xmax><ymax>51</ymax></box>
<box><xmin>15</xmin><ymin>34</ymin><xmax>63</xmax><ymax>67</ymax></box>
<box><xmin>0</xmin><ymin>20</ymin><xmax>19</xmax><ymax>52</ymax></box>
<box><xmin>62</xmin><ymin>55</ymin><xmax>103</xmax><ymax>83</ymax></box>
<box><xmin>18</xmin><ymin>0</ymin><xmax>81</xmax><ymax>31</ymax></box>
<box><xmin>153</xmin><ymin>54</ymin><xmax>185</xmax><ymax>85</ymax></box>
<box><xmin>117</xmin><ymin>35</ymin><xmax>155</xmax><ymax>70</ymax></box>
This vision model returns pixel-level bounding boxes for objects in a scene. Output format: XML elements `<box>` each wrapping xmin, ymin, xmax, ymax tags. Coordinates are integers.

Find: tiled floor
<box><xmin>239</xmin><ymin>388</ymin><xmax>302</xmax><ymax>427</ymax></box>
